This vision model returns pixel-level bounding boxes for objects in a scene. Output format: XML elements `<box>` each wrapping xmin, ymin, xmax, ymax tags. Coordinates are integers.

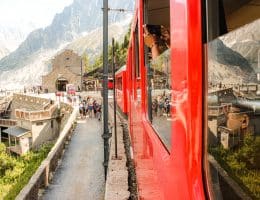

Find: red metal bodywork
<box><xmin>108</xmin><ymin>78</ymin><xmax>113</xmax><ymax>90</ymax></box>
<box><xmin>115</xmin><ymin>68</ymin><xmax>128</xmax><ymax>114</ymax></box>
<box><xmin>120</xmin><ymin>0</ymin><xmax>205</xmax><ymax>199</ymax></box>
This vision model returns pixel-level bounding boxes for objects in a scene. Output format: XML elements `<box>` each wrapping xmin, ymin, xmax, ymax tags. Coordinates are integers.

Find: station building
<box><xmin>42</xmin><ymin>50</ymin><xmax>83</xmax><ymax>92</ymax></box>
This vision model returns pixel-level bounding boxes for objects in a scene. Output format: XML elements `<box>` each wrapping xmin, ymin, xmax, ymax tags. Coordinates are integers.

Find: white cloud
<box><xmin>0</xmin><ymin>0</ymin><xmax>73</xmax><ymax>28</ymax></box>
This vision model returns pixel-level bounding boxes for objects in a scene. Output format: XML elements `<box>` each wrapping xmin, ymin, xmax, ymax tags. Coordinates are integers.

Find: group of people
<box><xmin>152</xmin><ymin>94</ymin><xmax>171</xmax><ymax>117</ymax></box>
<box><xmin>79</xmin><ymin>96</ymin><xmax>102</xmax><ymax>120</ymax></box>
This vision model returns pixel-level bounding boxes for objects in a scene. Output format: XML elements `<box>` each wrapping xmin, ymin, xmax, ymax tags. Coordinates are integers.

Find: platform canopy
<box><xmin>2</xmin><ymin>127</ymin><xmax>30</xmax><ymax>138</ymax></box>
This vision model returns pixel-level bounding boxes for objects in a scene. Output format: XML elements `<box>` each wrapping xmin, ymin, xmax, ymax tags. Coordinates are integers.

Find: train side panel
<box><xmin>115</xmin><ymin>69</ymin><xmax>128</xmax><ymax>114</ymax></box>
<box><xmin>124</xmin><ymin>0</ymin><xmax>205</xmax><ymax>199</ymax></box>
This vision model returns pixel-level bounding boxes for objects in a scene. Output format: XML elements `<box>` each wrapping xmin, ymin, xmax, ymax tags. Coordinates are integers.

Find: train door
<box><xmin>203</xmin><ymin>0</ymin><xmax>260</xmax><ymax>199</ymax></box>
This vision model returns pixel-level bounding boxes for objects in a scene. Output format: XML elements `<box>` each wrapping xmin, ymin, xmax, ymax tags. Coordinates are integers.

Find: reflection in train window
<box><xmin>144</xmin><ymin>0</ymin><xmax>171</xmax><ymax>151</ymax></box>
<box><xmin>134</xmin><ymin>25</ymin><xmax>140</xmax><ymax>79</ymax></box>
<box><xmin>205</xmin><ymin>1</ymin><xmax>260</xmax><ymax>198</ymax></box>
<box><xmin>116</xmin><ymin>77</ymin><xmax>122</xmax><ymax>90</ymax></box>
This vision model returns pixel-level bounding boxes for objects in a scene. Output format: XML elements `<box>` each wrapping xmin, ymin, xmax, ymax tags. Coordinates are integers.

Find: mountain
<box><xmin>0</xmin><ymin>0</ymin><xmax>133</xmax><ymax>71</ymax></box>
<box><xmin>0</xmin><ymin>49</ymin><xmax>59</xmax><ymax>90</ymax></box>
<box><xmin>222</xmin><ymin>19</ymin><xmax>260</xmax><ymax>70</ymax></box>
<box><xmin>208</xmin><ymin>19</ymin><xmax>260</xmax><ymax>85</ymax></box>
<box><xmin>0</xmin><ymin>0</ymin><xmax>134</xmax><ymax>89</ymax></box>
<box><xmin>0</xmin><ymin>23</ymin><xmax>129</xmax><ymax>90</ymax></box>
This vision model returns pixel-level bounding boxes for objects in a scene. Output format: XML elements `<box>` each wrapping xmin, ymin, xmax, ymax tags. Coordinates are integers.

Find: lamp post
<box><xmin>102</xmin><ymin>2</ymin><xmax>132</xmax><ymax>180</ymax></box>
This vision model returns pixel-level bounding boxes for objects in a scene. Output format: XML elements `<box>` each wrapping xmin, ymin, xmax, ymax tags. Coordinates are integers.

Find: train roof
<box><xmin>115</xmin><ymin>65</ymin><xmax>126</xmax><ymax>75</ymax></box>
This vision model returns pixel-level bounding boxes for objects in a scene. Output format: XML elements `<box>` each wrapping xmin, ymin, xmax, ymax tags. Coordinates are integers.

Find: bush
<box><xmin>0</xmin><ymin>143</ymin><xmax>53</xmax><ymax>200</ymax></box>
<box><xmin>209</xmin><ymin>135</ymin><xmax>260</xmax><ymax>199</ymax></box>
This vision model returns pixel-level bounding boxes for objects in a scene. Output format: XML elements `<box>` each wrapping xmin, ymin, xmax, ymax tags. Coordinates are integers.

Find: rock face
<box><xmin>208</xmin><ymin>19</ymin><xmax>260</xmax><ymax>85</ymax></box>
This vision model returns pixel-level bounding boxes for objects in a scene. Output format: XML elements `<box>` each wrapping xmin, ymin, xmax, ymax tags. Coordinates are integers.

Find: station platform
<box><xmin>40</xmin><ymin>106</ymin><xmax>130</xmax><ymax>200</ymax></box>
<box><xmin>41</xmin><ymin>116</ymin><xmax>105</xmax><ymax>200</ymax></box>
<box><xmin>12</xmin><ymin>91</ymin><xmax>131</xmax><ymax>199</ymax></box>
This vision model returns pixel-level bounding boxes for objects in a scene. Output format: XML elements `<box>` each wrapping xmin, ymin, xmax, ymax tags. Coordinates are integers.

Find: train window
<box><xmin>204</xmin><ymin>0</ymin><xmax>260</xmax><ymax>199</ymax></box>
<box><xmin>144</xmin><ymin>0</ymin><xmax>171</xmax><ymax>150</ymax></box>
<box><xmin>116</xmin><ymin>77</ymin><xmax>122</xmax><ymax>90</ymax></box>
<box><xmin>134</xmin><ymin>25</ymin><xmax>140</xmax><ymax>78</ymax></box>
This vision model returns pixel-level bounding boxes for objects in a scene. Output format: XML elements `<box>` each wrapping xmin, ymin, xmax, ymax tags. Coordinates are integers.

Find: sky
<box><xmin>0</xmin><ymin>0</ymin><xmax>73</xmax><ymax>28</ymax></box>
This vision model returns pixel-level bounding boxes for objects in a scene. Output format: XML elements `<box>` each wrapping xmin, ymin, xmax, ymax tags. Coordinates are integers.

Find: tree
<box><xmin>88</xmin><ymin>25</ymin><xmax>131</xmax><ymax>73</ymax></box>
<box><xmin>82</xmin><ymin>52</ymin><xmax>90</xmax><ymax>73</ymax></box>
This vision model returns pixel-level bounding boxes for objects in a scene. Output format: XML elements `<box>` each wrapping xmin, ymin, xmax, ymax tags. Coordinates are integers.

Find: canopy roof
<box><xmin>3</xmin><ymin>127</ymin><xmax>30</xmax><ymax>137</ymax></box>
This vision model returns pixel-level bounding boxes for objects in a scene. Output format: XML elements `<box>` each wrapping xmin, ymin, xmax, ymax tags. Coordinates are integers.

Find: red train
<box><xmin>108</xmin><ymin>77</ymin><xmax>114</xmax><ymax>90</ymax></box>
<box><xmin>115</xmin><ymin>0</ymin><xmax>260</xmax><ymax>199</ymax></box>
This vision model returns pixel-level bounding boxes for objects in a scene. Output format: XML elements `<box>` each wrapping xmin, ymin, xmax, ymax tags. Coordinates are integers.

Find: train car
<box><xmin>115</xmin><ymin>65</ymin><xmax>128</xmax><ymax>114</ymax></box>
<box><xmin>121</xmin><ymin>0</ymin><xmax>260</xmax><ymax>199</ymax></box>
<box><xmin>108</xmin><ymin>77</ymin><xmax>114</xmax><ymax>90</ymax></box>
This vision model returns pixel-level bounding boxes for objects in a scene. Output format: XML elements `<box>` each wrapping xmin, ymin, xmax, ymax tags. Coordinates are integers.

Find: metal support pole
<box><xmin>102</xmin><ymin>0</ymin><xmax>109</xmax><ymax>180</ymax></box>
<box><xmin>112</xmin><ymin>38</ymin><xmax>118</xmax><ymax>158</ymax></box>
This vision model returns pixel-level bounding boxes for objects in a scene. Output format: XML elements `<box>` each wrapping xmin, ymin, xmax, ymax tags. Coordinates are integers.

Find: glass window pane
<box><xmin>144</xmin><ymin>0</ymin><xmax>171</xmax><ymax>151</ymax></box>
<box><xmin>148</xmin><ymin>49</ymin><xmax>171</xmax><ymax>150</ymax></box>
<box><xmin>206</xmin><ymin>18</ymin><xmax>260</xmax><ymax>199</ymax></box>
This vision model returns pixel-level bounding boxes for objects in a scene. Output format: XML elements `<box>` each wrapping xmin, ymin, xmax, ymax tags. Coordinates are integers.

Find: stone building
<box><xmin>0</xmin><ymin>94</ymin><xmax>73</xmax><ymax>155</ymax></box>
<box><xmin>42</xmin><ymin>50</ymin><xmax>83</xmax><ymax>92</ymax></box>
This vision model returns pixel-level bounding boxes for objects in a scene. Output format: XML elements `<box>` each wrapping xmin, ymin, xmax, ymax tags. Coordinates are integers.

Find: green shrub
<box><xmin>0</xmin><ymin>143</ymin><xmax>53</xmax><ymax>200</ymax></box>
<box><xmin>209</xmin><ymin>135</ymin><xmax>260</xmax><ymax>199</ymax></box>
